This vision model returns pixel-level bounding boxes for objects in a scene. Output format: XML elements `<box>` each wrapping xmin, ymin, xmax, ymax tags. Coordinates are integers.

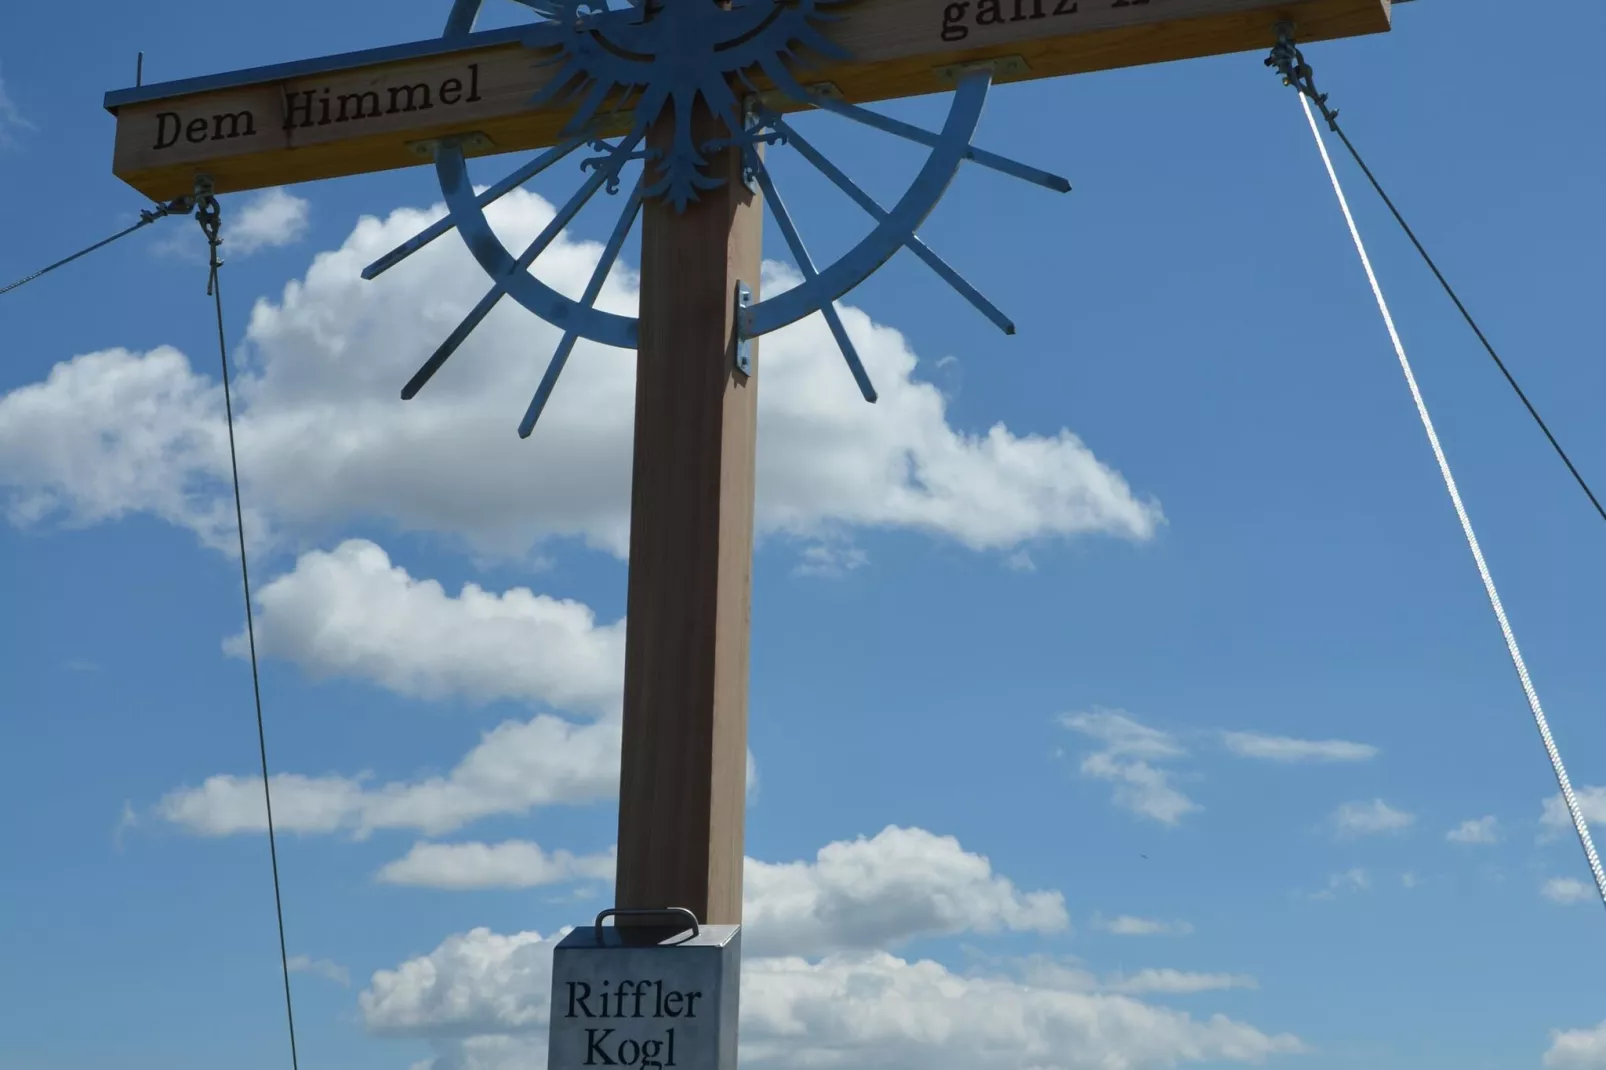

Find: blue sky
<box><xmin>3</xmin><ymin>0</ymin><xmax>1606</xmax><ymax>1068</ymax></box>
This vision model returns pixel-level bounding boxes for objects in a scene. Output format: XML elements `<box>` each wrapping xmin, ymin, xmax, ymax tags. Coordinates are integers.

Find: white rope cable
<box><xmin>1297</xmin><ymin>93</ymin><xmax>1606</xmax><ymax>910</ymax></box>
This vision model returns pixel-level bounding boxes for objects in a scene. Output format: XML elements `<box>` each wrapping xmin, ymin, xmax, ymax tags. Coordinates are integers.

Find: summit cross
<box><xmin>104</xmin><ymin>0</ymin><xmax>1392</xmax><ymax>937</ymax></box>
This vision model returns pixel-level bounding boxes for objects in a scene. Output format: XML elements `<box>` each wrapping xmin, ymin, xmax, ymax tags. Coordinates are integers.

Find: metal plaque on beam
<box><xmin>550</xmin><ymin>909</ymin><xmax>740</xmax><ymax>1070</ymax></box>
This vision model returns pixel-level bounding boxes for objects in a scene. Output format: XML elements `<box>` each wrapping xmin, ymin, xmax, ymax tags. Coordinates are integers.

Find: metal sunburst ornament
<box><xmin>364</xmin><ymin>0</ymin><xmax>1070</xmax><ymax>438</ymax></box>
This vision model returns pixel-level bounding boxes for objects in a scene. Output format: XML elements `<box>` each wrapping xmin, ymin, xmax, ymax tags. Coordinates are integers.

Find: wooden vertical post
<box><xmin>614</xmin><ymin>107</ymin><xmax>762</xmax><ymax>927</ymax></box>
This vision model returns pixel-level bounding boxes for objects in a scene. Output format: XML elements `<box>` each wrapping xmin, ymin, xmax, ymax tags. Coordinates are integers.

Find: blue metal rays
<box><xmin>368</xmin><ymin>0</ymin><xmax>1071</xmax><ymax>437</ymax></box>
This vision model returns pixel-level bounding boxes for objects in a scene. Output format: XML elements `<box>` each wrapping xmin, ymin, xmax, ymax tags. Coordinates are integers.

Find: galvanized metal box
<box><xmin>549</xmin><ymin>910</ymin><xmax>740</xmax><ymax>1070</ymax></box>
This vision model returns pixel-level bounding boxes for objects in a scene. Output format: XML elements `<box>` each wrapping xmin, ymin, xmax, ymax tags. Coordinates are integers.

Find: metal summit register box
<box><xmin>549</xmin><ymin>909</ymin><xmax>740</xmax><ymax>1070</ymax></box>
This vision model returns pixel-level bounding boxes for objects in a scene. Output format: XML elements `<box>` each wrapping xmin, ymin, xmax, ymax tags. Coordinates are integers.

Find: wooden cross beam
<box><xmin>104</xmin><ymin>0</ymin><xmax>1391</xmax><ymax>931</ymax></box>
<box><xmin>106</xmin><ymin>0</ymin><xmax>1391</xmax><ymax>201</ymax></box>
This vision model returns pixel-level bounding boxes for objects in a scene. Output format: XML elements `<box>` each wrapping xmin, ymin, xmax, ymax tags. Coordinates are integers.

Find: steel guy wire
<box><xmin>0</xmin><ymin>197</ymin><xmax>192</xmax><ymax>297</ymax></box>
<box><xmin>1267</xmin><ymin>27</ymin><xmax>1606</xmax><ymax>530</ymax></box>
<box><xmin>1293</xmin><ymin>88</ymin><xmax>1606</xmax><ymax>914</ymax></box>
<box><xmin>196</xmin><ymin>182</ymin><xmax>304</xmax><ymax>1070</ymax></box>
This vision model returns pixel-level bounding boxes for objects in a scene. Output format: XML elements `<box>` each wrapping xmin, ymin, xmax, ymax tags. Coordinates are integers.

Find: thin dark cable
<box><xmin>1268</xmin><ymin>30</ymin><xmax>1606</xmax><ymax>528</ymax></box>
<box><xmin>0</xmin><ymin>199</ymin><xmax>189</xmax><ymax>297</ymax></box>
<box><xmin>1324</xmin><ymin>123</ymin><xmax>1606</xmax><ymax>525</ymax></box>
<box><xmin>200</xmin><ymin>193</ymin><xmax>302</xmax><ymax>1070</ymax></box>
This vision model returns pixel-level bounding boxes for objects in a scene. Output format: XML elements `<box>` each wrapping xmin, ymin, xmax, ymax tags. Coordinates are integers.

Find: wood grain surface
<box><xmin>612</xmin><ymin>112</ymin><xmax>761</xmax><ymax>927</ymax></box>
<box><xmin>109</xmin><ymin>0</ymin><xmax>1390</xmax><ymax>199</ymax></box>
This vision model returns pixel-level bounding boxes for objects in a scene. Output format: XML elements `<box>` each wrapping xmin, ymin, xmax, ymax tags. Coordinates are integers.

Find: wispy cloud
<box><xmin>1221</xmin><ymin>731</ymin><xmax>1377</xmax><ymax>763</ymax></box>
<box><xmin>1446</xmin><ymin>816</ymin><xmax>1500</xmax><ymax>845</ymax></box>
<box><xmin>1104</xmin><ymin>969</ymin><xmax>1256</xmax><ymax>995</ymax></box>
<box><xmin>1004</xmin><ymin>550</ymin><xmax>1035</xmax><ymax>572</ymax></box>
<box><xmin>1331</xmin><ymin>799</ymin><xmax>1414</xmax><ymax>839</ymax></box>
<box><xmin>377</xmin><ymin>841</ymin><xmax>616</xmax><ymax>890</ymax></box>
<box><xmin>1541</xmin><ymin>787</ymin><xmax>1606</xmax><ymax>838</ymax></box>
<box><xmin>1311</xmin><ymin>868</ymin><xmax>1370</xmax><ymax>901</ymax></box>
<box><xmin>1062</xmin><ymin>710</ymin><xmax>1185</xmax><ymax>761</ymax></box>
<box><xmin>1060</xmin><ymin>710</ymin><xmax>1197</xmax><ymax>826</ymax></box>
<box><xmin>287</xmin><ymin>955</ymin><xmax>350</xmax><ymax>986</ymax></box>
<box><xmin>1541</xmin><ymin>878</ymin><xmax>1594</xmax><ymax>906</ymax></box>
<box><xmin>0</xmin><ymin>66</ymin><xmax>34</xmax><ymax>146</ymax></box>
<box><xmin>113</xmin><ymin>801</ymin><xmax>138</xmax><ymax>851</ymax></box>
<box><xmin>792</xmin><ymin>539</ymin><xmax>868</xmax><ymax>579</ymax></box>
<box><xmin>1093</xmin><ymin>913</ymin><xmax>1194</xmax><ymax>937</ymax></box>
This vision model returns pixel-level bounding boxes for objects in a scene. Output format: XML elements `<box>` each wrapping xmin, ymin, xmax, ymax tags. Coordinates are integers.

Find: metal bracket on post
<box><xmin>406</xmin><ymin>131</ymin><xmax>496</xmax><ymax>160</ymax></box>
<box><xmin>754</xmin><ymin>81</ymin><xmax>842</xmax><ymax>113</ymax></box>
<box><xmin>933</xmin><ymin>54</ymin><xmax>1029</xmax><ymax>87</ymax></box>
<box><xmin>740</xmin><ymin>99</ymin><xmax>764</xmax><ymax>197</ymax></box>
<box><xmin>734</xmin><ymin>281</ymin><xmax>753</xmax><ymax>376</ymax></box>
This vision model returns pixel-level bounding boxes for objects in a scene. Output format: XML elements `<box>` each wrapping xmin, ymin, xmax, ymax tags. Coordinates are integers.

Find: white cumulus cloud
<box><xmin>157</xmin><ymin>539</ymin><xmax>775</xmax><ymax>839</ymax></box>
<box><xmin>0</xmin><ymin>347</ymin><xmax>254</xmax><ymax>549</ymax></box>
<box><xmin>1061</xmin><ymin>710</ymin><xmax>1197</xmax><ymax>825</ymax></box>
<box><xmin>1548</xmin><ymin>1021</ymin><xmax>1606</xmax><ymax>1068</ymax></box>
<box><xmin>358</xmin><ymin>828</ymin><xmax>1294</xmax><ymax>1069</ymax></box>
<box><xmin>364</xmin><ymin>932</ymin><xmax>1302</xmax><ymax>1070</ymax></box>
<box><xmin>739</xmin><ymin>953</ymin><xmax>1295</xmax><ymax>1070</ymax></box>
<box><xmin>370</xmin><ymin>826</ymin><xmax>1065</xmax><ymax>958</ymax></box>
<box><xmin>158</xmin><ymin>713</ymin><xmax>620</xmax><ymax>838</ymax></box>
<box><xmin>741</xmin><ymin>825</ymin><xmax>1067</xmax><ymax>957</ymax></box>
<box><xmin>232</xmin><ymin>539</ymin><xmax>626</xmax><ymax>715</ymax></box>
<box><xmin>0</xmin><ymin>190</ymin><xmax>1159</xmax><ymax>564</ymax></box>
<box><xmin>363</xmin><ymin>927</ymin><xmax>566</xmax><ymax>1038</ymax></box>
<box><xmin>227</xmin><ymin>189</ymin><xmax>312</xmax><ymax>254</ymax></box>
<box><xmin>1221</xmin><ymin>732</ymin><xmax>1377</xmax><ymax>763</ymax></box>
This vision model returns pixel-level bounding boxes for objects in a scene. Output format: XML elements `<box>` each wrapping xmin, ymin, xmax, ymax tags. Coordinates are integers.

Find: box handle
<box><xmin>593</xmin><ymin>907</ymin><xmax>701</xmax><ymax>945</ymax></box>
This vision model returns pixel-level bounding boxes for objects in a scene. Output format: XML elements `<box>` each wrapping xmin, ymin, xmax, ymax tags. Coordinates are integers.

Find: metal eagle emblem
<box><xmin>529</xmin><ymin>0</ymin><xmax>849</xmax><ymax>209</ymax></box>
